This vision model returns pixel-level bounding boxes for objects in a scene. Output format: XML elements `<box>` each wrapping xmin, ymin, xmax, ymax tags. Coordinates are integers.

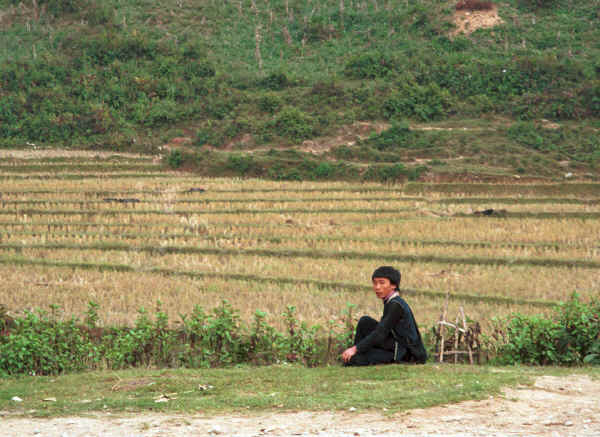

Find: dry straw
<box><xmin>1</xmin><ymin>165</ymin><xmax>598</xmax><ymax>332</ymax></box>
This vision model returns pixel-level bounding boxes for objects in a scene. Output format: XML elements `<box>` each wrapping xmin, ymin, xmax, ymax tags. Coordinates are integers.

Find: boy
<box><xmin>342</xmin><ymin>266</ymin><xmax>427</xmax><ymax>366</ymax></box>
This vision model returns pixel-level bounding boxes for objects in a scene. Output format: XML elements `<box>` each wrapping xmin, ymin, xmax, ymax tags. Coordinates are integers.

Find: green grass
<box><xmin>4</xmin><ymin>364</ymin><xmax>594</xmax><ymax>417</ymax></box>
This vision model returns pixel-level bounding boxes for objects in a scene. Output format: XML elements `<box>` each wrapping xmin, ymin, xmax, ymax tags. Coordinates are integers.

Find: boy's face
<box><xmin>372</xmin><ymin>277</ymin><xmax>396</xmax><ymax>300</ymax></box>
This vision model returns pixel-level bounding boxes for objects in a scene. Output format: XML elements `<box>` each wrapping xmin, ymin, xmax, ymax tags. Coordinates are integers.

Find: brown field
<box><xmin>0</xmin><ymin>159</ymin><xmax>599</xmax><ymax>333</ymax></box>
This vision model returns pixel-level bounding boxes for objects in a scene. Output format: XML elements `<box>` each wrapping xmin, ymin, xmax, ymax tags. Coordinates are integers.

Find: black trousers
<box><xmin>346</xmin><ymin>316</ymin><xmax>395</xmax><ymax>366</ymax></box>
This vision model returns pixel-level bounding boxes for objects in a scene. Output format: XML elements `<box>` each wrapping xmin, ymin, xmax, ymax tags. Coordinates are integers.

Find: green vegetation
<box><xmin>1</xmin><ymin>0</ymin><xmax>598</xmax><ymax>179</ymax></box>
<box><xmin>489</xmin><ymin>294</ymin><xmax>600</xmax><ymax>365</ymax></box>
<box><xmin>0</xmin><ymin>294</ymin><xmax>597</xmax><ymax>380</ymax></box>
<box><xmin>0</xmin><ymin>364</ymin><xmax>548</xmax><ymax>416</ymax></box>
<box><xmin>0</xmin><ymin>300</ymin><xmax>350</xmax><ymax>375</ymax></box>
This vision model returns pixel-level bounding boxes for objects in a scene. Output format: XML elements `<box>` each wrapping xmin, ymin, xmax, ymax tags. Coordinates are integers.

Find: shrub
<box><xmin>0</xmin><ymin>308</ymin><xmax>94</xmax><ymax>376</ymax></box>
<box><xmin>307</xmin><ymin>81</ymin><xmax>347</xmax><ymax>107</ymax></box>
<box><xmin>144</xmin><ymin>99</ymin><xmax>179</xmax><ymax>126</ymax></box>
<box><xmin>104</xmin><ymin>303</ymin><xmax>177</xmax><ymax>368</ymax></box>
<box><xmin>85</xmin><ymin>1</ymin><xmax>114</xmax><ymax>25</ymax></box>
<box><xmin>183</xmin><ymin>60</ymin><xmax>216</xmax><ymax>80</ymax></box>
<box><xmin>270</xmin><ymin>107</ymin><xmax>316</xmax><ymax>142</ymax></box>
<box><xmin>489</xmin><ymin>294</ymin><xmax>600</xmax><ymax>365</ymax></box>
<box><xmin>206</xmin><ymin>99</ymin><xmax>235</xmax><ymax>120</ymax></box>
<box><xmin>257</xmin><ymin>93</ymin><xmax>282</xmax><ymax>114</ymax></box>
<box><xmin>195</xmin><ymin>128</ymin><xmax>216</xmax><ymax>147</ymax></box>
<box><xmin>507</xmin><ymin>122</ymin><xmax>544</xmax><ymax>149</ymax></box>
<box><xmin>259</xmin><ymin>72</ymin><xmax>290</xmax><ymax>90</ymax></box>
<box><xmin>556</xmin><ymin>294</ymin><xmax>600</xmax><ymax>364</ymax></box>
<box><xmin>36</xmin><ymin>0</ymin><xmax>83</xmax><ymax>15</ymax></box>
<box><xmin>344</xmin><ymin>52</ymin><xmax>397</xmax><ymax>79</ymax></box>
<box><xmin>363</xmin><ymin>163</ymin><xmax>409</xmax><ymax>182</ymax></box>
<box><xmin>314</xmin><ymin>162</ymin><xmax>334</xmax><ymax>179</ymax></box>
<box><xmin>166</xmin><ymin>149</ymin><xmax>183</xmax><ymax>168</ymax></box>
<box><xmin>226</xmin><ymin>154</ymin><xmax>256</xmax><ymax>174</ymax></box>
<box><xmin>281</xmin><ymin>306</ymin><xmax>324</xmax><ymax>367</ymax></box>
<box><xmin>492</xmin><ymin>314</ymin><xmax>560</xmax><ymax>365</ymax></box>
<box><xmin>368</xmin><ymin>121</ymin><xmax>412</xmax><ymax>150</ymax></box>
<box><xmin>267</xmin><ymin>164</ymin><xmax>303</xmax><ymax>181</ymax></box>
<box><xmin>580</xmin><ymin>80</ymin><xmax>600</xmax><ymax>117</ymax></box>
<box><xmin>518</xmin><ymin>0</ymin><xmax>558</xmax><ymax>9</ymax></box>
<box><xmin>455</xmin><ymin>0</ymin><xmax>494</xmax><ymax>11</ymax></box>
<box><xmin>383</xmin><ymin>81</ymin><xmax>455</xmax><ymax>121</ymax></box>
<box><xmin>182</xmin><ymin>40</ymin><xmax>208</xmax><ymax>59</ymax></box>
<box><xmin>64</xmin><ymin>31</ymin><xmax>158</xmax><ymax>66</ymax></box>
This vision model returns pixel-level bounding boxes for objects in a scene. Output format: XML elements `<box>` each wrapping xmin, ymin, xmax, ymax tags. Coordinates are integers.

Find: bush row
<box><xmin>167</xmin><ymin>149</ymin><xmax>427</xmax><ymax>182</ymax></box>
<box><xmin>488</xmin><ymin>293</ymin><xmax>600</xmax><ymax>365</ymax></box>
<box><xmin>344</xmin><ymin>52</ymin><xmax>599</xmax><ymax>121</ymax></box>
<box><xmin>0</xmin><ymin>301</ymin><xmax>355</xmax><ymax>376</ymax></box>
<box><xmin>0</xmin><ymin>294</ymin><xmax>598</xmax><ymax>376</ymax></box>
<box><xmin>1</xmin><ymin>46</ymin><xmax>597</xmax><ymax>147</ymax></box>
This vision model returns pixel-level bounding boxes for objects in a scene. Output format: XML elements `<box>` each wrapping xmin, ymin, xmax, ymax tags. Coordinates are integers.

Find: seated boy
<box><xmin>342</xmin><ymin>266</ymin><xmax>427</xmax><ymax>366</ymax></box>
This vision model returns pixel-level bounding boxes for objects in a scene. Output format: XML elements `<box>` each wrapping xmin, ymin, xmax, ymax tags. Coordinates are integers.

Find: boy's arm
<box><xmin>355</xmin><ymin>302</ymin><xmax>404</xmax><ymax>353</ymax></box>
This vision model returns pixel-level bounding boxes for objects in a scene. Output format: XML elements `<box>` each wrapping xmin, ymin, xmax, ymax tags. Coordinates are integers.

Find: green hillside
<box><xmin>0</xmin><ymin>0</ymin><xmax>598</xmax><ymax>180</ymax></box>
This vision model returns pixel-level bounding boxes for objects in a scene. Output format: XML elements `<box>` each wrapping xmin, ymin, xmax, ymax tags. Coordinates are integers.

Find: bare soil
<box><xmin>452</xmin><ymin>6</ymin><xmax>504</xmax><ymax>35</ymax></box>
<box><xmin>1</xmin><ymin>375</ymin><xmax>598</xmax><ymax>436</ymax></box>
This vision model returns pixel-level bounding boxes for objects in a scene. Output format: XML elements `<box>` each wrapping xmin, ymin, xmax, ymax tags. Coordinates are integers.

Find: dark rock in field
<box><xmin>103</xmin><ymin>198</ymin><xmax>141</xmax><ymax>203</ymax></box>
<box><xmin>185</xmin><ymin>188</ymin><xmax>206</xmax><ymax>193</ymax></box>
<box><xmin>473</xmin><ymin>208</ymin><xmax>507</xmax><ymax>217</ymax></box>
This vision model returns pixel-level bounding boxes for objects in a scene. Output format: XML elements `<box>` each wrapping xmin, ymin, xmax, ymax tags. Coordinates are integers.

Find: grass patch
<box><xmin>0</xmin><ymin>364</ymin><xmax>559</xmax><ymax>416</ymax></box>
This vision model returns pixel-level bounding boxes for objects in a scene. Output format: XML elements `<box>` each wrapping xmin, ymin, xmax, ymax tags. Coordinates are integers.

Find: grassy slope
<box><xmin>0</xmin><ymin>0</ymin><xmax>598</xmax><ymax>180</ymax></box>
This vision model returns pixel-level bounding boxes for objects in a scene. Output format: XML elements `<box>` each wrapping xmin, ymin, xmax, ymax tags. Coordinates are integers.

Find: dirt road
<box><xmin>1</xmin><ymin>375</ymin><xmax>598</xmax><ymax>436</ymax></box>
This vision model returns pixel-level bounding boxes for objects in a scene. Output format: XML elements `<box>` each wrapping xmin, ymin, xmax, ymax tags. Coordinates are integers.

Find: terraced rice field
<box><xmin>1</xmin><ymin>152</ymin><xmax>599</xmax><ymax>331</ymax></box>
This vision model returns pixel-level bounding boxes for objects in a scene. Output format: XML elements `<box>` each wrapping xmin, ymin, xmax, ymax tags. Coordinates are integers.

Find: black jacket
<box><xmin>356</xmin><ymin>295</ymin><xmax>427</xmax><ymax>364</ymax></box>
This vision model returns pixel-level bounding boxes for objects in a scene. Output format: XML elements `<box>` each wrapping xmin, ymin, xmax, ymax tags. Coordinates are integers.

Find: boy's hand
<box><xmin>342</xmin><ymin>345</ymin><xmax>357</xmax><ymax>363</ymax></box>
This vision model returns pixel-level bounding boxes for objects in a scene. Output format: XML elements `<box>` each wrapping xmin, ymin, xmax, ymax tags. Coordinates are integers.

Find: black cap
<box><xmin>371</xmin><ymin>266</ymin><xmax>401</xmax><ymax>290</ymax></box>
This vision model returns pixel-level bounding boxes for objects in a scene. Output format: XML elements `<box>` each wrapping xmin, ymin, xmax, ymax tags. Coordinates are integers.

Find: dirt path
<box><xmin>1</xmin><ymin>375</ymin><xmax>598</xmax><ymax>436</ymax></box>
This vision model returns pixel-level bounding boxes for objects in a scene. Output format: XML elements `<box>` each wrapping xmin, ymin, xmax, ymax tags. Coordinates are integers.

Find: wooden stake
<box><xmin>454</xmin><ymin>313</ymin><xmax>460</xmax><ymax>364</ymax></box>
<box><xmin>438</xmin><ymin>291</ymin><xmax>449</xmax><ymax>363</ymax></box>
<box><xmin>460</xmin><ymin>306</ymin><xmax>473</xmax><ymax>365</ymax></box>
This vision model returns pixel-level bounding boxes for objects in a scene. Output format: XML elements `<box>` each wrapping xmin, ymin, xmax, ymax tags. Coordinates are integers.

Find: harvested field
<box><xmin>0</xmin><ymin>155</ymin><xmax>598</xmax><ymax>333</ymax></box>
